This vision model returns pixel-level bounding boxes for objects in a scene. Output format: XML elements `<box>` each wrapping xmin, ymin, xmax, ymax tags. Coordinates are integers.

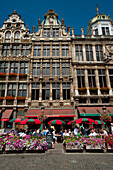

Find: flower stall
<box><xmin>105</xmin><ymin>134</ymin><xmax>113</xmax><ymax>151</ymax></box>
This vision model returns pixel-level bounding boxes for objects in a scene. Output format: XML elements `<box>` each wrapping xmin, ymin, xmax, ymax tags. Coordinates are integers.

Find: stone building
<box><xmin>0</xmin><ymin>9</ymin><xmax>113</xmax><ymax>129</ymax></box>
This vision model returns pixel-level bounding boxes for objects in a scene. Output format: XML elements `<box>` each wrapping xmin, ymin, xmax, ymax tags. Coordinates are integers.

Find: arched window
<box><xmin>5</xmin><ymin>31</ymin><xmax>11</xmax><ymax>42</ymax></box>
<box><xmin>14</xmin><ymin>31</ymin><xmax>20</xmax><ymax>42</ymax></box>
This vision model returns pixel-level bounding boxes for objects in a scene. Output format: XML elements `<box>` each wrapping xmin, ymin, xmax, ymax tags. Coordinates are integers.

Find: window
<box><xmin>20</xmin><ymin>62</ymin><xmax>28</xmax><ymax>74</ymax></box>
<box><xmin>62</xmin><ymin>45</ymin><xmax>69</xmax><ymax>56</ymax></box>
<box><xmin>44</xmin><ymin>29</ymin><xmax>50</xmax><ymax>37</ymax></box>
<box><xmin>18</xmin><ymin>84</ymin><xmax>27</xmax><ymax>97</ymax></box>
<box><xmin>34</xmin><ymin>45</ymin><xmax>41</xmax><ymax>56</ymax></box>
<box><xmin>5</xmin><ymin>31</ymin><xmax>11</xmax><ymax>42</ymax></box>
<box><xmin>77</xmin><ymin>69</ymin><xmax>85</xmax><ymax>88</ymax></box>
<box><xmin>95</xmin><ymin>45</ymin><xmax>103</xmax><ymax>61</ymax></box>
<box><xmin>109</xmin><ymin>70</ymin><xmax>113</xmax><ymax>88</ymax></box>
<box><xmin>52</xmin><ymin>63</ymin><xmax>60</xmax><ymax>76</ymax></box>
<box><xmin>0</xmin><ymin>83</ymin><xmax>5</xmax><ymax>97</ymax></box>
<box><xmin>0</xmin><ymin>62</ymin><xmax>8</xmax><ymax>73</ymax></box>
<box><xmin>52</xmin><ymin>45</ymin><xmax>59</xmax><ymax>56</ymax></box>
<box><xmin>62</xmin><ymin>63</ymin><xmax>69</xmax><ymax>76</ymax></box>
<box><xmin>85</xmin><ymin>45</ymin><xmax>93</xmax><ymax>61</ymax></box>
<box><xmin>7</xmin><ymin>83</ymin><xmax>16</xmax><ymax>97</ymax></box>
<box><xmin>21</xmin><ymin>45</ymin><xmax>29</xmax><ymax>56</ymax></box>
<box><xmin>42</xmin><ymin>63</ymin><xmax>50</xmax><ymax>76</ymax></box>
<box><xmin>75</xmin><ymin>45</ymin><xmax>83</xmax><ymax>61</ymax></box>
<box><xmin>102</xmin><ymin>98</ymin><xmax>109</xmax><ymax>103</ymax></box>
<box><xmin>12</xmin><ymin>45</ymin><xmax>19</xmax><ymax>56</ymax></box>
<box><xmin>102</xmin><ymin>27</ymin><xmax>110</xmax><ymax>35</ymax></box>
<box><xmin>98</xmin><ymin>69</ymin><xmax>107</xmax><ymax>87</ymax></box>
<box><xmin>43</xmin><ymin>45</ymin><xmax>50</xmax><ymax>56</ymax></box>
<box><xmin>95</xmin><ymin>29</ymin><xmax>98</xmax><ymax>35</ymax></box>
<box><xmin>53</xmin><ymin>29</ymin><xmax>59</xmax><ymax>37</ymax></box>
<box><xmin>42</xmin><ymin>83</ymin><xmax>50</xmax><ymax>100</ymax></box>
<box><xmin>62</xmin><ymin>82</ymin><xmax>70</xmax><ymax>100</ymax></box>
<box><xmin>52</xmin><ymin>83</ymin><xmax>60</xmax><ymax>100</ymax></box>
<box><xmin>2</xmin><ymin>45</ymin><xmax>10</xmax><ymax>56</ymax></box>
<box><xmin>14</xmin><ymin>31</ymin><xmax>20</xmax><ymax>42</ymax></box>
<box><xmin>33</xmin><ymin>63</ymin><xmax>40</xmax><ymax>76</ymax></box>
<box><xmin>10</xmin><ymin>62</ymin><xmax>18</xmax><ymax>73</ymax></box>
<box><xmin>31</xmin><ymin>83</ymin><xmax>39</xmax><ymax>100</ymax></box>
<box><xmin>88</xmin><ymin>69</ymin><xmax>96</xmax><ymax>87</ymax></box>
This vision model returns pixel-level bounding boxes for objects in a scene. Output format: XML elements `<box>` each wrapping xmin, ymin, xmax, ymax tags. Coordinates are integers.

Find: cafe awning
<box><xmin>78</xmin><ymin>107</ymin><xmax>113</xmax><ymax>116</ymax></box>
<box><xmin>25</xmin><ymin>109</ymin><xmax>75</xmax><ymax>118</ymax></box>
<box><xmin>1</xmin><ymin>109</ymin><xmax>13</xmax><ymax>121</ymax></box>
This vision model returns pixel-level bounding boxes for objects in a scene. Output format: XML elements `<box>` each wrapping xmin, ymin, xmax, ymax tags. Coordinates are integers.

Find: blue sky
<box><xmin>0</xmin><ymin>0</ymin><xmax>113</xmax><ymax>34</ymax></box>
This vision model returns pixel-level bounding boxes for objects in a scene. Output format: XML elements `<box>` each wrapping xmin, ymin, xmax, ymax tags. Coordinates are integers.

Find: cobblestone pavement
<box><xmin>0</xmin><ymin>152</ymin><xmax>113</xmax><ymax>170</ymax></box>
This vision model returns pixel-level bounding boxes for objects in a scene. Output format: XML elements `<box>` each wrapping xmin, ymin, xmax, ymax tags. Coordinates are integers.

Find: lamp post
<box><xmin>40</xmin><ymin>105</ymin><xmax>45</xmax><ymax>131</ymax></box>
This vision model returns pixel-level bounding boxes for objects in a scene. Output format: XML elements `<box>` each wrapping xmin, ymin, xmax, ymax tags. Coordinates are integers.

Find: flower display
<box><xmin>0</xmin><ymin>97</ymin><xmax>4</xmax><ymax>100</ymax></box>
<box><xmin>16</xmin><ymin>96</ymin><xmax>26</xmax><ymax>100</ymax></box>
<box><xmin>64</xmin><ymin>136</ymin><xmax>105</xmax><ymax>150</ymax></box>
<box><xmin>89</xmin><ymin>87</ymin><xmax>98</xmax><ymax>91</ymax></box>
<box><xmin>105</xmin><ymin>134</ymin><xmax>113</xmax><ymax>149</ymax></box>
<box><xmin>5</xmin><ymin>96</ymin><xmax>15</xmax><ymax>100</ymax></box>
<box><xmin>78</xmin><ymin>87</ymin><xmax>87</xmax><ymax>91</ymax></box>
<box><xmin>100</xmin><ymin>111</ymin><xmax>112</xmax><ymax>123</ymax></box>
<box><xmin>0</xmin><ymin>73</ymin><xmax>6</xmax><ymax>77</ymax></box>
<box><xmin>100</xmin><ymin>87</ymin><xmax>110</xmax><ymax>91</ymax></box>
<box><xmin>19</xmin><ymin>73</ymin><xmax>27</xmax><ymax>77</ymax></box>
<box><xmin>38</xmin><ymin>114</ymin><xmax>48</xmax><ymax>121</ymax></box>
<box><xmin>0</xmin><ymin>135</ymin><xmax>48</xmax><ymax>152</ymax></box>
<box><xmin>8</xmin><ymin>73</ymin><xmax>17</xmax><ymax>77</ymax></box>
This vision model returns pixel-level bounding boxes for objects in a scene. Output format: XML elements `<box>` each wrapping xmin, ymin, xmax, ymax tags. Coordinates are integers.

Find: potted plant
<box><xmin>8</xmin><ymin>73</ymin><xmax>17</xmax><ymax>77</ymax></box>
<box><xmin>0</xmin><ymin>97</ymin><xmax>4</xmax><ymax>100</ymax></box>
<box><xmin>78</xmin><ymin>87</ymin><xmax>87</xmax><ymax>95</ymax></box>
<box><xmin>19</xmin><ymin>73</ymin><xmax>27</xmax><ymax>78</ymax></box>
<box><xmin>16</xmin><ymin>96</ymin><xmax>26</xmax><ymax>100</ymax></box>
<box><xmin>0</xmin><ymin>73</ymin><xmax>6</xmax><ymax>77</ymax></box>
<box><xmin>89</xmin><ymin>87</ymin><xmax>98</xmax><ymax>95</ymax></box>
<box><xmin>5</xmin><ymin>96</ymin><xmax>15</xmax><ymax>100</ymax></box>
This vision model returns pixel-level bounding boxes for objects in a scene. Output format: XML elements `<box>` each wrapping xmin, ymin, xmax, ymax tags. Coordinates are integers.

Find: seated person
<box><xmin>63</xmin><ymin>130</ymin><xmax>69</xmax><ymax>137</ymax></box>
<box><xmin>89</xmin><ymin>129</ymin><xmax>97</xmax><ymax>137</ymax></box>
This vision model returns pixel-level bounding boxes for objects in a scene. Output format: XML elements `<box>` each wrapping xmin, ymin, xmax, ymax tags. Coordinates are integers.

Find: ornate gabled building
<box><xmin>0</xmin><ymin>9</ymin><xmax>113</xmax><ymax>129</ymax></box>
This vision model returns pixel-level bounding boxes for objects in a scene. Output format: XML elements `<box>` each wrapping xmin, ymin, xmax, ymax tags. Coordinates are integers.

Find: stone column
<box><xmin>72</xmin><ymin>43</ymin><xmax>76</xmax><ymax>61</ymax></box>
<box><xmin>28</xmin><ymin>82</ymin><xmax>32</xmax><ymax>100</ymax></box>
<box><xmin>50</xmin><ymin>59</ymin><xmax>52</xmax><ymax>77</ymax></box>
<box><xmin>102</xmin><ymin>44</ymin><xmax>106</xmax><ymax>54</ymax></box>
<box><xmin>41</xmin><ymin>43</ymin><xmax>43</xmax><ymax>56</ymax></box>
<box><xmin>60</xmin><ymin>81</ymin><xmax>63</xmax><ymax>101</ymax></box>
<box><xmin>74</xmin><ymin>67</ymin><xmax>78</xmax><ymax>95</ymax></box>
<box><xmin>29</xmin><ymin>59</ymin><xmax>33</xmax><ymax>79</ymax></box>
<box><xmin>50</xmin><ymin>26</ymin><xmax>52</xmax><ymax>37</ymax></box>
<box><xmin>12</xmin><ymin>109</ymin><xmax>16</xmax><ymax>130</ymax></box>
<box><xmin>39</xmin><ymin>82</ymin><xmax>42</xmax><ymax>101</ymax></box>
<box><xmin>84</xmin><ymin>68</ymin><xmax>90</xmax><ymax>95</ymax></box>
<box><xmin>59</xmin><ymin>42</ymin><xmax>62</xmax><ymax>56</ymax></box>
<box><xmin>31</xmin><ymin>44</ymin><xmax>34</xmax><ymax>56</ymax></box>
<box><xmin>50</xmin><ymin>42</ymin><xmax>52</xmax><ymax>57</ymax></box>
<box><xmin>70</xmin><ymin>80</ymin><xmax>73</xmax><ymax>101</ymax></box>
<box><xmin>0</xmin><ymin>45</ymin><xmax>2</xmax><ymax>56</ymax></box>
<box><xmin>74</xmin><ymin>67</ymin><xmax>78</xmax><ymax>96</ymax></box>
<box><xmin>82</xmin><ymin>44</ymin><xmax>86</xmax><ymax>61</ymax></box>
<box><xmin>95</xmin><ymin>68</ymin><xmax>101</xmax><ymax>95</ymax></box>
<box><xmin>19</xmin><ymin>44</ymin><xmax>22</xmax><ymax>56</ymax></box>
<box><xmin>9</xmin><ymin>44</ymin><xmax>12</xmax><ymax>57</ymax></box>
<box><xmin>106</xmin><ymin>68</ymin><xmax>112</xmax><ymax>95</ymax></box>
<box><xmin>1</xmin><ymin>108</ymin><xmax>5</xmax><ymax>129</ymax></box>
<box><xmin>69</xmin><ymin>42</ymin><xmax>71</xmax><ymax>56</ymax></box>
<box><xmin>92</xmin><ymin>45</ymin><xmax>97</xmax><ymax>61</ymax></box>
<box><xmin>50</xmin><ymin>81</ymin><xmax>52</xmax><ymax>101</ymax></box>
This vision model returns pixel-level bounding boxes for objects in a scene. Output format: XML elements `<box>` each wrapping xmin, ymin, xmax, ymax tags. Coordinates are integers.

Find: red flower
<box><xmin>19</xmin><ymin>73</ymin><xmax>27</xmax><ymax>77</ymax></box>
<box><xmin>5</xmin><ymin>96</ymin><xmax>15</xmax><ymax>100</ymax></box>
<box><xmin>0</xmin><ymin>97</ymin><xmax>4</xmax><ymax>100</ymax></box>
<box><xmin>16</xmin><ymin>96</ymin><xmax>26</xmax><ymax>100</ymax></box>
<box><xmin>8</xmin><ymin>73</ymin><xmax>17</xmax><ymax>77</ymax></box>
<box><xmin>0</xmin><ymin>73</ymin><xmax>6</xmax><ymax>77</ymax></box>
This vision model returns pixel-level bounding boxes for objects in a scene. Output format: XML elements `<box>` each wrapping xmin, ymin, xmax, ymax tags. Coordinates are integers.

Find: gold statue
<box><xmin>96</xmin><ymin>4</ymin><xmax>100</xmax><ymax>15</ymax></box>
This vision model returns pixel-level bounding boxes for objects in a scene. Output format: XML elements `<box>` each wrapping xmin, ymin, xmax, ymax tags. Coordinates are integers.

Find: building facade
<box><xmin>0</xmin><ymin>9</ymin><xmax>113</xmax><ymax>128</ymax></box>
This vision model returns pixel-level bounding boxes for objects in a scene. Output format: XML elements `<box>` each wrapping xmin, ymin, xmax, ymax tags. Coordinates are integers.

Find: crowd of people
<box><xmin>7</xmin><ymin>123</ymin><xmax>113</xmax><ymax>143</ymax></box>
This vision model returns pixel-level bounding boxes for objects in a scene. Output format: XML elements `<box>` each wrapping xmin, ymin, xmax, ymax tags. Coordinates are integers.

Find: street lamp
<box><xmin>41</xmin><ymin>105</ymin><xmax>45</xmax><ymax>114</ymax></box>
<box><xmin>102</xmin><ymin>106</ymin><xmax>106</xmax><ymax>114</ymax></box>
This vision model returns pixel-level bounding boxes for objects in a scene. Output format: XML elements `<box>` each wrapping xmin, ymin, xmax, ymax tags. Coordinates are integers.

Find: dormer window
<box><xmin>24</xmin><ymin>35</ymin><xmax>29</xmax><ymax>39</ymax></box>
<box><xmin>5</xmin><ymin>31</ymin><xmax>11</xmax><ymax>42</ymax></box>
<box><xmin>49</xmin><ymin>16</ymin><xmax>54</xmax><ymax>24</ymax></box>
<box><xmin>7</xmin><ymin>23</ymin><xmax>11</xmax><ymax>28</ymax></box>
<box><xmin>14</xmin><ymin>31</ymin><xmax>20</xmax><ymax>42</ymax></box>
<box><xmin>95</xmin><ymin>29</ymin><xmax>98</xmax><ymax>35</ymax></box>
<box><xmin>44</xmin><ymin>29</ymin><xmax>50</xmax><ymax>37</ymax></box>
<box><xmin>16</xmin><ymin>23</ymin><xmax>20</xmax><ymax>27</ymax></box>
<box><xmin>102</xmin><ymin>27</ymin><xmax>110</xmax><ymax>35</ymax></box>
<box><xmin>53</xmin><ymin>29</ymin><xmax>59</xmax><ymax>37</ymax></box>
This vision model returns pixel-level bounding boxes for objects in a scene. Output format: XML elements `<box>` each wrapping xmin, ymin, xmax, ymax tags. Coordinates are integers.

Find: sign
<box><xmin>46</xmin><ymin>131</ymin><xmax>53</xmax><ymax>149</ymax></box>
